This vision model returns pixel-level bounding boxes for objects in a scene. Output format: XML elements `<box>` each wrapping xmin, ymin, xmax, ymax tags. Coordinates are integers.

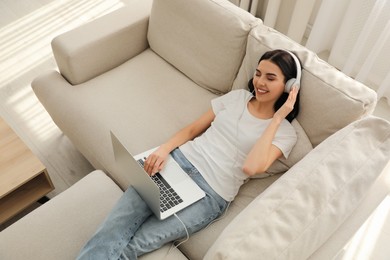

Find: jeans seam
<box><xmin>116</xmin><ymin>214</ymin><xmax>147</xmax><ymax>258</ymax></box>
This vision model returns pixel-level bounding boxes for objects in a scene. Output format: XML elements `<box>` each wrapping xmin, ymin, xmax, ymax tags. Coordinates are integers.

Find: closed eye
<box><xmin>266</xmin><ymin>73</ymin><xmax>277</xmax><ymax>80</ymax></box>
<box><xmin>255</xmin><ymin>69</ymin><xmax>277</xmax><ymax>80</ymax></box>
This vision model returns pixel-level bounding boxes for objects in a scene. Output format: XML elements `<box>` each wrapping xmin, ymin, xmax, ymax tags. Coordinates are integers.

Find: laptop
<box><xmin>111</xmin><ymin>131</ymin><xmax>206</xmax><ymax>220</ymax></box>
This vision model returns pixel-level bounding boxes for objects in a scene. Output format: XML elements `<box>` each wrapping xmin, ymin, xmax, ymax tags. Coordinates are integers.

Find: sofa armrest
<box><xmin>52</xmin><ymin>0</ymin><xmax>153</xmax><ymax>85</ymax></box>
<box><xmin>205</xmin><ymin>116</ymin><xmax>390</xmax><ymax>260</ymax></box>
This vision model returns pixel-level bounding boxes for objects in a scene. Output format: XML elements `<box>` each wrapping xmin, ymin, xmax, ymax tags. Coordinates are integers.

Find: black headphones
<box><xmin>284</xmin><ymin>50</ymin><xmax>301</xmax><ymax>93</ymax></box>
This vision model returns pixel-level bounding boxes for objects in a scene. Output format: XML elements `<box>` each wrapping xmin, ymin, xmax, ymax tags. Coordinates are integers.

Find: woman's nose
<box><xmin>254</xmin><ymin>77</ymin><xmax>265</xmax><ymax>87</ymax></box>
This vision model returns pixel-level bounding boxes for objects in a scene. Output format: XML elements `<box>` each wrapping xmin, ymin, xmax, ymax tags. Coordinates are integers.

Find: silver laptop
<box><xmin>111</xmin><ymin>131</ymin><xmax>205</xmax><ymax>220</ymax></box>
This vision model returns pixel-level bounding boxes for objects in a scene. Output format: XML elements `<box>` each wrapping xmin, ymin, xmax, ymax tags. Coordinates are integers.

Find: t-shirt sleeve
<box><xmin>211</xmin><ymin>89</ymin><xmax>249</xmax><ymax>115</ymax></box>
<box><xmin>272</xmin><ymin>120</ymin><xmax>297</xmax><ymax>159</ymax></box>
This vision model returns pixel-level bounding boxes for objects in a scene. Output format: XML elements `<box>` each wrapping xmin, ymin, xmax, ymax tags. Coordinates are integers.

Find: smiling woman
<box><xmin>248</xmin><ymin>49</ymin><xmax>301</xmax><ymax>123</ymax></box>
<box><xmin>250</xmin><ymin>60</ymin><xmax>286</xmax><ymax>121</ymax></box>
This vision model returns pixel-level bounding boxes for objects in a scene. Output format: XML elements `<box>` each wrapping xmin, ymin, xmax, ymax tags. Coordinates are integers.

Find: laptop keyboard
<box><xmin>138</xmin><ymin>158</ymin><xmax>184</xmax><ymax>213</ymax></box>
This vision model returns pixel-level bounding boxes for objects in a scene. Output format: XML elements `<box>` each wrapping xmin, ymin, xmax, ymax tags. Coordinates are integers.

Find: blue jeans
<box><xmin>77</xmin><ymin>148</ymin><xmax>228</xmax><ymax>260</ymax></box>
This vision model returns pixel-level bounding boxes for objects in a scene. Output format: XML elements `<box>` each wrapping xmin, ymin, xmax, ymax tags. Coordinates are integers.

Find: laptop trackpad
<box><xmin>160</xmin><ymin>159</ymin><xmax>189</xmax><ymax>185</ymax></box>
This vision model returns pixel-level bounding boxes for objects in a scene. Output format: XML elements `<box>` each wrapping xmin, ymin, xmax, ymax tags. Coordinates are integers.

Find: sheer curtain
<box><xmin>306</xmin><ymin>0</ymin><xmax>390</xmax><ymax>104</ymax></box>
<box><xmin>229</xmin><ymin>0</ymin><xmax>259</xmax><ymax>15</ymax></box>
<box><xmin>237</xmin><ymin>0</ymin><xmax>390</xmax><ymax>105</ymax></box>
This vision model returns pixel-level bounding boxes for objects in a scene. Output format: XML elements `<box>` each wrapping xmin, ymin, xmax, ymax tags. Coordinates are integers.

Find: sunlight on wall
<box><xmin>0</xmin><ymin>0</ymin><xmax>124</xmax><ymax>142</ymax></box>
<box><xmin>0</xmin><ymin>0</ymin><xmax>124</xmax><ymax>86</ymax></box>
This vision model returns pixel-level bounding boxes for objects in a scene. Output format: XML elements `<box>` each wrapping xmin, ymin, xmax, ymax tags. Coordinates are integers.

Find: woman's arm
<box><xmin>243</xmin><ymin>87</ymin><xmax>299</xmax><ymax>176</ymax></box>
<box><xmin>144</xmin><ymin>109</ymin><xmax>215</xmax><ymax>175</ymax></box>
<box><xmin>242</xmin><ymin>119</ymin><xmax>283</xmax><ymax>176</ymax></box>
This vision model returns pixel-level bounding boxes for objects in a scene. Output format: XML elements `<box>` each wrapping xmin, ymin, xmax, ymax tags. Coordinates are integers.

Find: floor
<box><xmin>0</xmin><ymin>0</ymin><xmax>390</xmax><ymax>258</ymax></box>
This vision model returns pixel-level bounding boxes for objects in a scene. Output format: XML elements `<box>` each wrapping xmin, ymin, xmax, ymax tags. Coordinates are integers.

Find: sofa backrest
<box><xmin>232</xmin><ymin>24</ymin><xmax>377</xmax><ymax>147</ymax></box>
<box><xmin>147</xmin><ymin>0</ymin><xmax>259</xmax><ymax>94</ymax></box>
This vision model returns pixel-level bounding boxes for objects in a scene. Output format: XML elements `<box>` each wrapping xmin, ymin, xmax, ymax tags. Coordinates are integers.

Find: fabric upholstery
<box><xmin>52</xmin><ymin>0</ymin><xmax>153</xmax><ymax>85</ymax></box>
<box><xmin>25</xmin><ymin>0</ymin><xmax>387</xmax><ymax>258</ymax></box>
<box><xmin>205</xmin><ymin>116</ymin><xmax>390</xmax><ymax>260</ymax></box>
<box><xmin>0</xmin><ymin>171</ymin><xmax>187</xmax><ymax>260</ymax></box>
<box><xmin>33</xmin><ymin>49</ymin><xmax>218</xmax><ymax>190</ymax></box>
<box><xmin>232</xmin><ymin>24</ymin><xmax>377</xmax><ymax>146</ymax></box>
<box><xmin>148</xmin><ymin>0</ymin><xmax>259</xmax><ymax>94</ymax></box>
<box><xmin>0</xmin><ymin>171</ymin><xmax>123</xmax><ymax>260</ymax></box>
<box><xmin>309</xmin><ymin>160</ymin><xmax>390</xmax><ymax>259</ymax></box>
<box><xmin>179</xmin><ymin>174</ymin><xmax>282</xmax><ymax>259</ymax></box>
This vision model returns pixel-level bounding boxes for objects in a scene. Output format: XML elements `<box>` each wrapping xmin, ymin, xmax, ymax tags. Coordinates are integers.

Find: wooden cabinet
<box><xmin>0</xmin><ymin>117</ymin><xmax>54</xmax><ymax>224</ymax></box>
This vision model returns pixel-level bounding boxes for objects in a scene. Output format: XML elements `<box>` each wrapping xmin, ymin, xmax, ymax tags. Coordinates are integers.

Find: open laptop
<box><xmin>111</xmin><ymin>131</ymin><xmax>205</xmax><ymax>220</ymax></box>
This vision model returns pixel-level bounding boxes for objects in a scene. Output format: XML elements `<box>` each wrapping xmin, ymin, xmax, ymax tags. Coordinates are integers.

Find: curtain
<box><xmin>235</xmin><ymin>0</ymin><xmax>390</xmax><ymax>104</ymax></box>
<box><xmin>263</xmin><ymin>0</ymin><xmax>317</xmax><ymax>43</ymax></box>
<box><xmin>229</xmin><ymin>0</ymin><xmax>259</xmax><ymax>15</ymax></box>
<box><xmin>306</xmin><ymin>0</ymin><xmax>390</xmax><ymax>105</ymax></box>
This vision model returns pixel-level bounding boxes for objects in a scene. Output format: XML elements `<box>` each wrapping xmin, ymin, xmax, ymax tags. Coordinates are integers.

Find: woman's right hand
<box><xmin>143</xmin><ymin>109</ymin><xmax>215</xmax><ymax>176</ymax></box>
<box><xmin>144</xmin><ymin>146</ymin><xmax>170</xmax><ymax>176</ymax></box>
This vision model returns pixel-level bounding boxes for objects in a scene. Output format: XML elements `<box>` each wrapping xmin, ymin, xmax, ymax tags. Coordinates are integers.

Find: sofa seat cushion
<box><xmin>148</xmin><ymin>0</ymin><xmax>260</xmax><ymax>94</ymax></box>
<box><xmin>32</xmin><ymin>49</ymin><xmax>218</xmax><ymax>189</ymax></box>
<box><xmin>0</xmin><ymin>171</ymin><xmax>122</xmax><ymax>260</ymax></box>
<box><xmin>0</xmin><ymin>170</ymin><xmax>188</xmax><ymax>260</ymax></box>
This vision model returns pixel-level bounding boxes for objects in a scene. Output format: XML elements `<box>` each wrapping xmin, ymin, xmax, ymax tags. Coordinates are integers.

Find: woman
<box><xmin>77</xmin><ymin>49</ymin><xmax>301</xmax><ymax>259</ymax></box>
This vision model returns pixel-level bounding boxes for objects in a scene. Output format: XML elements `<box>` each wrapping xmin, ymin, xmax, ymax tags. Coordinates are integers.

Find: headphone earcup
<box><xmin>285</xmin><ymin>78</ymin><xmax>296</xmax><ymax>93</ymax></box>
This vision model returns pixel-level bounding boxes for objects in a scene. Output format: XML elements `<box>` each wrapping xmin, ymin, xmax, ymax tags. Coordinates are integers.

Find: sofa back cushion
<box><xmin>232</xmin><ymin>24</ymin><xmax>377</xmax><ymax>147</ymax></box>
<box><xmin>205</xmin><ymin>116</ymin><xmax>390</xmax><ymax>260</ymax></box>
<box><xmin>148</xmin><ymin>0</ymin><xmax>259</xmax><ymax>94</ymax></box>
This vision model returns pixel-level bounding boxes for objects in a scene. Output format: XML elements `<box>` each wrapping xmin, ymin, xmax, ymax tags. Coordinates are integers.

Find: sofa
<box><xmin>1</xmin><ymin>0</ymin><xmax>390</xmax><ymax>259</ymax></box>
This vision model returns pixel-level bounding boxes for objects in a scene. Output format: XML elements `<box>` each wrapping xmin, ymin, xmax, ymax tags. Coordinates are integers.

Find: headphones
<box><xmin>284</xmin><ymin>50</ymin><xmax>302</xmax><ymax>93</ymax></box>
<box><xmin>252</xmin><ymin>50</ymin><xmax>302</xmax><ymax>94</ymax></box>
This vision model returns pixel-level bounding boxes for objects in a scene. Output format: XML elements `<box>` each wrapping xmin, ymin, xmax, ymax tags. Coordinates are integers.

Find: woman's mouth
<box><xmin>256</xmin><ymin>88</ymin><xmax>269</xmax><ymax>94</ymax></box>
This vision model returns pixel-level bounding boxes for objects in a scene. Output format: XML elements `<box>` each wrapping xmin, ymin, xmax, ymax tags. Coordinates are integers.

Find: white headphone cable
<box><xmin>173</xmin><ymin>213</ymin><xmax>190</xmax><ymax>247</ymax></box>
<box><xmin>164</xmin><ymin>213</ymin><xmax>190</xmax><ymax>259</ymax></box>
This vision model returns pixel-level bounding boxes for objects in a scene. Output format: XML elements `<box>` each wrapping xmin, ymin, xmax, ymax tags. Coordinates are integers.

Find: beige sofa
<box><xmin>1</xmin><ymin>0</ymin><xmax>390</xmax><ymax>259</ymax></box>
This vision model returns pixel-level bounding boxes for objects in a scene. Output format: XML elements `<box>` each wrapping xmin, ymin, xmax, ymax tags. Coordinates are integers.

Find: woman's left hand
<box><xmin>274</xmin><ymin>86</ymin><xmax>299</xmax><ymax>122</ymax></box>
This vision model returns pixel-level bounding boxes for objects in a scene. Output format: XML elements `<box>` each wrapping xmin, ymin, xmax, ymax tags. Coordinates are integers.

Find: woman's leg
<box><xmin>120</xmin><ymin>149</ymin><xmax>229</xmax><ymax>258</ymax></box>
<box><xmin>77</xmin><ymin>187</ymin><xmax>153</xmax><ymax>260</ymax></box>
<box><xmin>121</xmin><ymin>190</ymin><xmax>227</xmax><ymax>258</ymax></box>
<box><xmin>78</xmin><ymin>148</ymin><xmax>228</xmax><ymax>259</ymax></box>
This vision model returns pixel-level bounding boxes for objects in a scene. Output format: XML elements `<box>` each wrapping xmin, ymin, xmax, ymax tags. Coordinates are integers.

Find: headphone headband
<box><xmin>284</xmin><ymin>50</ymin><xmax>302</xmax><ymax>92</ymax></box>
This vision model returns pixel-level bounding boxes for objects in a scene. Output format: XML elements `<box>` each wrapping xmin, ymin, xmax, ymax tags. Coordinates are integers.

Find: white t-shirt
<box><xmin>180</xmin><ymin>89</ymin><xmax>297</xmax><ymax>201</ymax></box>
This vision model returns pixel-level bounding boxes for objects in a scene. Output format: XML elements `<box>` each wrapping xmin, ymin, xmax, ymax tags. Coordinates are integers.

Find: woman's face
<box><xmin>252</xmin><ymin>60</ymin><xmax>285</xmax><ymax>103</ymax></box>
